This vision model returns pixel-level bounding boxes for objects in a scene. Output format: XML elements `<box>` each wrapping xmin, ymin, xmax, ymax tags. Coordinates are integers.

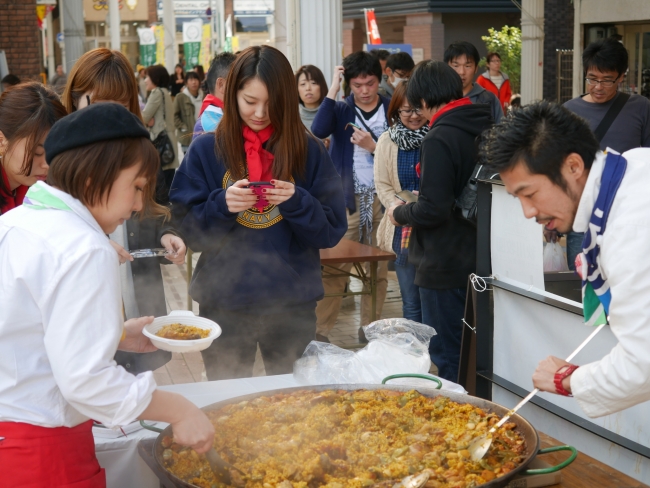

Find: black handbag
<box><xmin>151</xmin><ymin>88</ymin><xmax>175</xmax><ymax>166</ymax></box>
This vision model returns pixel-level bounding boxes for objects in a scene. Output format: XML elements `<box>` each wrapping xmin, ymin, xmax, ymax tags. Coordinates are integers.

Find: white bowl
<box><xmin>143</xmin><ymin>310</ymin><xmax>221</xmax><ymax>353</ymax></box>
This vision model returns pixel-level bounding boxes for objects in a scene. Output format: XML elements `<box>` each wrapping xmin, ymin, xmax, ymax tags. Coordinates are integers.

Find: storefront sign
<box><xmin>138</xmin><ymin>27</ymin><xmax>156</xmax><ymax>67</ymax></box>
<box><xmin>84</xmin><ymin>0</ymin><xmax>147</xmax><ymax>22</ymax></box>
<box><xmin>364</xmin><ymin>43</ymin><xmax>413</xmax><ymax>56</ymax></box>
<box><xmin>234</xmin><ymin>0</ymin><xmax>274</xmax><ymax>15</ymax></box>
<box><xmin>183</xmin><ymin>20</ymin><xmax>203</xmax><ymax>69</ymax></box>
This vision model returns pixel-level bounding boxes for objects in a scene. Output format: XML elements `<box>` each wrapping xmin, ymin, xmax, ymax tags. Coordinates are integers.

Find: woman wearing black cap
<box><xmin>62</xmin><ymin>47</ymin><xmax>186</xmax><ymax>376</ymax></box>
<box><xmin>0</xmin><ymin>104</ymin><xmax>214</xmax><ymax>486</ymax></box>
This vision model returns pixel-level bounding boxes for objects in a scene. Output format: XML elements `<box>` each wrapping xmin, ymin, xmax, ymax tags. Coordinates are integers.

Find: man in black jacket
<box><xmin>388</xmin><ymin>61</ymin><xmax>493</xmax><ymax>382</ymax></box>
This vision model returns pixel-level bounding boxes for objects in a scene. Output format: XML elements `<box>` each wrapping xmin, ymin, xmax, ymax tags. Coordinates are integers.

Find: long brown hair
<box><xmin>61</xmin><ymin>48</ymin><xmax>142</xmax><ymax>119</ymax></box>
<box><xmin>215</xmin><ymin>46</ymin><xmax>308</xmax><ymax>181</ymax></box>
<box><xmin>0</xmin><ymin>82</ymin><xmax>67</xmax><ymax>207</ymax></box>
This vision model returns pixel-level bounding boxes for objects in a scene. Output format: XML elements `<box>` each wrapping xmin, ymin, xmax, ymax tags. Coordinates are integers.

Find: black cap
<box><xmin>44</xmin><ymin>103</ymin><xmax>150</xmax><ymax>165</ymax></box>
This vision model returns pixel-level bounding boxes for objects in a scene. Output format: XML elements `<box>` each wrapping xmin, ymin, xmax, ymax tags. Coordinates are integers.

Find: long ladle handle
<box><xmin>490</xmin><ymin>322</ymin><xmax>607</xmax><ymax>432</ymax></box>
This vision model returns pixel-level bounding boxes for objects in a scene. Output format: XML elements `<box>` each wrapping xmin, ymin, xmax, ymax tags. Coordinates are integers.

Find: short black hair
<box><xmin>185</xmin><ymin>71</ymin><xmax>200</xmax><ymax>83</ymax></box>
<box><xmin>146</xmin><ymin>65</ymin><xmax>170</xmax><ymax>89</ymax></box>
<box><xmin>342</xmin><ymin>51</ymin><xmax>382</xmax><ymax>84</ymax></box>
<box><xmin>1</xmin><ymin>74</ymin><xmax>20</xmax><ymax>86</ymax></box>
<box><xmin>582</xmin><ymin>37</ymin><xmax>628</xmax><ymax>77</ymax></box>
<box><xmin>444</xmin><ymin>41</ymin><xmax>481</xmax><ymax>66</ymax></box>
<box><xmin>386</xmin><ymin>52</ymin><xmax>415</xmax><ymax>74</ymax></box>
<box><xmin>369</xmin><ymin>49</ymin><xmax>390</xmax><ymax>61</ymax></box>
<box><xmin>206</xmin><ymin>52</ymin><xmax>237</xmax><ymax>95</ymax></box>
<box><xmin>480</xmin><ymin>101</ymin><xmax>599</xmax><ymax>190</ymax></box>
<box><xmin>406</xmin><ymin>60</ymin><xmax>463</xmax><ymax>110</ymax></box>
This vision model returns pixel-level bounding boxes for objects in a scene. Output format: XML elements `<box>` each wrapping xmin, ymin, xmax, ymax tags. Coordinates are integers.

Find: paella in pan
<box><xmin>160</xmin><ymin>388</ymin><xmax>526</xmax><ymax>488</ymax></box>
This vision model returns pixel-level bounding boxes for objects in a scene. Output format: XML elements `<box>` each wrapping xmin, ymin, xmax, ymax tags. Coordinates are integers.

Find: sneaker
<box><xmin>315</xmin><ymin>334</ymin><xmax>330</xmax><ymax>343</ymax></box>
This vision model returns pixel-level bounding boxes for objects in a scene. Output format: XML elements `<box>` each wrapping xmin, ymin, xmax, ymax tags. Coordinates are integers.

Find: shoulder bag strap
<box><xmin>344</xmin><ymin>99</ymin><xmax>379</xmax><ymax>142</ymax></box>
<box><xmin>593</xmin><ymin>92</ymin><xmax>630</xmax><ymax>142</ymax></box>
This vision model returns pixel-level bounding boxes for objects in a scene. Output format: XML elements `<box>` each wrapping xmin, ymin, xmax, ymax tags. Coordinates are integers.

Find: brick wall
<box><xmin>0</xmin><ymin>0</ymin><xmax>42</xmax><ymax>80</ymax></box>
<box><xmin>543</xmin><ymin>0</ymin><xmax>574</xmax><ymax>101</ymax></box>
<box><xmin>343</xmin><ymin>19</ymin><xmax>365</xmax><ymax>57</ymax></box>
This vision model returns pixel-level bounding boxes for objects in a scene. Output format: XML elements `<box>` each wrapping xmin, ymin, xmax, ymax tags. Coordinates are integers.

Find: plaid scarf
<box><xmin>353</xmin><ymin>168</ymin><xmax>375</xmax><ymax>244</ymax></box>
<box><xmin>574</xmin><ymin>151</ymin><xmax>627</xmax><ymax>327</ymax></box>
<box><xmin>388</xmin><ymin>120</ymin><xmax>429</xmax><ymax>151</ymax></box>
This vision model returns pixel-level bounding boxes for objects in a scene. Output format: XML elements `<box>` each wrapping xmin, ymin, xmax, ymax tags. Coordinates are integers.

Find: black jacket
<box><xmin>393</xmin><ymin>103</ymin><xmax>493</xmax><ymax>289</ymax></box>
<box><xmin>114</xmin><ymin>216</ymin><xmax>178</xmax><ymax>374</ymax></box>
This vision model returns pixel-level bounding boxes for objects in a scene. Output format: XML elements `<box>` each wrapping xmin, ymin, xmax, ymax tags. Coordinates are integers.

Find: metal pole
<box><xmin>370</xmin><ymin>261</ymin><xmax>377</xmax><ymax>322</ymax></box>
<box><xmin>162</xmin><ymin>0</ymin><xmax>177</xmax><ymax>70</ymax></box>
<box><xmin>108</xmin><ymin>0</ymin><xmax>121</xmax><ymax>51</ymax></box>
<box><xmin>46</xmin><ymin>10</ymin><xmax>56</xmax><ymax>79</ymax></box>
<box><xmin>61</xmin><ymin>0</ymin><xmax>85</xmax><ymax>74</ymax></box>
<box><xmin>363</xmin><ymin>9</ymin><xmax>370</xmax><ymax>45</ymax></box>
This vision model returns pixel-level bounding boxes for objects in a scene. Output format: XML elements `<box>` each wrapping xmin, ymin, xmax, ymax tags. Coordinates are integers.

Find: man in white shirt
<box><xmin>482</xmin><ymin>100</ymin><xmax>650</xmax><ymax>417</ymax></box>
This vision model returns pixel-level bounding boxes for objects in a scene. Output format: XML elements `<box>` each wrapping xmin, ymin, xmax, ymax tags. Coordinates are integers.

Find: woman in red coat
<box><xmin>476</xmin><ymin>52</ymin><xmax>512</xmax><ymax>114</ymax></box>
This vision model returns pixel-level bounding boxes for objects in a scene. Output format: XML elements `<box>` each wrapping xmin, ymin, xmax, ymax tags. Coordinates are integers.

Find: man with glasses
<box><xmin>562</xmin><ymin>37</ymin><xmax>650</xmax><ymax>269</ymax></box>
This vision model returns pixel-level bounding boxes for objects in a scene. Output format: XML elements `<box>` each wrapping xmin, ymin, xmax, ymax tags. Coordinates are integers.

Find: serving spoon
<box><xmin>468</xmin><ymin>323</ymin><xmax>606</xmax><ymax>462</ymax></box>
<box><xmin>205</xmin><ymin>447</ymin><xmax>246</xmax><ymax>484</ymax></box>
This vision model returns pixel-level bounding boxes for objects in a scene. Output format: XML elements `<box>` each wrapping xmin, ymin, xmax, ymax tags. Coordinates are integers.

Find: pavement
<box><xmin>153</xmin><ymin>252</ymin><xmax>405</xmax><ymax>386</ymax></box>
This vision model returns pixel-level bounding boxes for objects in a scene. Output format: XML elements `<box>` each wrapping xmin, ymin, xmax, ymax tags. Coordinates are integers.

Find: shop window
<box><xmin>235</xmin><ymin>16</ymin><xmax>268</xmax><ymax>33</ymax></box>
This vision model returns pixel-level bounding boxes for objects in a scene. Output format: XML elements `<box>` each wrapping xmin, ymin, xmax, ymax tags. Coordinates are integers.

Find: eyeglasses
<box><xmin>398</xmin><ymin>108</ymin><xmax>422</xmax><ymax>116</ymax></box>
<box><xmin>585</xmin><ymin>77</ymin><xmax>619</xmax><ymax>87</ymax></box>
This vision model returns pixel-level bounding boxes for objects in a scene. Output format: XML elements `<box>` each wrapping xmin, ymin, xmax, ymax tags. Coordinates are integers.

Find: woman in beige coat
<box><xmin>143</xmin><ymin>65</ymin><xmax>178</xmax><ymax>202</ymax></box>
<box><xmin>374</xmin><ymin>82</ymin><xmax>428</xmax><ymax>322</ymax></box>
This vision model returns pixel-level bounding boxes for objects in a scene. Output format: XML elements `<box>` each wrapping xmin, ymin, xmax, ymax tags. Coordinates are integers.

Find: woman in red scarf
<box><xmin>170</xmin><ymin>46</ymin><xmax>347</xmax><ymax>380</ymax></box>
<box><xmin>0</xmin><ymin>83</ymin><xmax>67</xmax><ymax>215</ymax></box>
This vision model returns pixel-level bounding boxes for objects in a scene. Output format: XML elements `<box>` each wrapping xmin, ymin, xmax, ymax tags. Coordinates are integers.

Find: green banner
<box><xmin>184</xmin><ymin>42</ymin><xmax>201</xmax><ymax>68</ymax></box>
<box><xmin>183</xmin><ymin>20</ymin><xmax>203</xmax><ymax>68</ymax></box>
<box><xmin>137</xmin><ymin>28</ymin><xmax>156</xmax><ymax>67</ymax></box>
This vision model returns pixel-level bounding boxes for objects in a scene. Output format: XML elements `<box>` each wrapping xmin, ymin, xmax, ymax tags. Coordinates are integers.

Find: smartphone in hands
<box><xmin>345</xmin><ymin>122</ymin><xmax>362</xmax><ymax>131</ymax></box>
<box><xmin>395</xmin><ymin>190</ymin><xmax>419</xmax><ymax>204</ymax></box>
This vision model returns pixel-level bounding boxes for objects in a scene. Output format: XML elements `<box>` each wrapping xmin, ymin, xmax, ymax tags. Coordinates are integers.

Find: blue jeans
<box><xmin>566</xmin><ymin>231</ymin><xmax>584</xmax><ymax>271</ymax></box>
<box><xmin>419</xmin><ymin>287</ymin><xmax>466</xmax><ymax>382</ymax></box>
<box><xmin>395</xmin><ymin>262</ymin><xmax>422</xmax><ymax>323</ymax></box>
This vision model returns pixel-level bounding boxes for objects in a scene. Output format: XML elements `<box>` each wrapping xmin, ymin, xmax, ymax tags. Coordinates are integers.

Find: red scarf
<box><xmin>428</xmin><ymin>97</ymin><xmax>472</xmax><ymax>127</ymax></box>
<box><xmin>0</xmin><ymin>166</ymin><xmax>28</xmax><ymax>215</ymax></box>
<box><xmin>199</xmin><ymin>94</ymin><xmax>224</xmax><ymax>117</ymax></box>
<box><xmin>243</xmin><ymin>125</ymin><xmax>274</xmax><ymax>182</ymax></box>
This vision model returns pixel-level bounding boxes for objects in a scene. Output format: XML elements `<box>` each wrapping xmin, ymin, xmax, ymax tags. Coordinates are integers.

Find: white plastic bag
<box><xmin>293</xmin><ymin>318</ymin><xmax>467</xmax><ymax>393</ymax></box>
<box><xmin>543</xmin><ymin>241</ymin><xmax>569</xmax><ymax>272</ymax></box>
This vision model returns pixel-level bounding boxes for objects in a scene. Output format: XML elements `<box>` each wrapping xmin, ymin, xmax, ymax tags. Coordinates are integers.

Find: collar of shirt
<box><xmin>573</xmin><ymin>150</ymin><xmax>607</xmax><ymax>233</ymax></box>
<box><xmin>29</xmin><ymin>181</ymin><xmax>107</xmax><ymax>236</ymax></box>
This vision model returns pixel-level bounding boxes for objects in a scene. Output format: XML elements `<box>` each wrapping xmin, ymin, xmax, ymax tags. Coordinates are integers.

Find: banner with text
<box><xmin>154</xmin><ymin>25</ymin><xmax>165</xmax><ymax>67</ymax></box>
<box><xmin>364</xmin><ymin>9</ymin><xmax>382</xmax><ymax>44</ymax></box>
<box><xmin>183</xmin><ymin>20</ymin><xmax>203</xmax><ymax>69</ymax></box>
<box><xmin>138</xmin><ymin>27</ymin><xmax>156</xmax><ymax>67</ymax></box>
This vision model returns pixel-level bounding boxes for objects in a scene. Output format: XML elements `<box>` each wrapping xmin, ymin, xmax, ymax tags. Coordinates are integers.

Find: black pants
<box><xmin>199</xmin><ymin>303</ymin><xmax>316</xmax><ymax>381</ymax></box>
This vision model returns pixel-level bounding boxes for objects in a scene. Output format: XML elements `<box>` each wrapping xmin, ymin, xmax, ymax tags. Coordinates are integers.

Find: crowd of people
<box><xmin>3</xmin><ymin>33</ymin><xmax>650</xmax><ymax>485</ymax></box>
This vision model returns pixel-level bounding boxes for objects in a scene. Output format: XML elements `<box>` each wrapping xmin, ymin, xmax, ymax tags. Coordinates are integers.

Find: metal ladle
<box><xmin>468</xmin><ymin>323</ymin><xmax>606</xmax><ymax>462</ymax></box>
<box><xmin>205</xmin><ymin>447</ymin><xmax>246</xmax><ymax>484</ymax></box>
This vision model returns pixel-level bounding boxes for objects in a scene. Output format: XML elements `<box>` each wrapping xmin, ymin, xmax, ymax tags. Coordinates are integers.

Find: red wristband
<box><xmin>554</xmin><ymin>364</ymin><xmax>579</xmax><ymax>396</ymax></box>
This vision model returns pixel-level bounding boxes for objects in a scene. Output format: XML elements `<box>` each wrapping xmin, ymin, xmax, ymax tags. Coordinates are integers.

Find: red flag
<box><xmin>365</xmin><ymin>9</ymin><xmax>382</xmax><ymax>45</ymax></box>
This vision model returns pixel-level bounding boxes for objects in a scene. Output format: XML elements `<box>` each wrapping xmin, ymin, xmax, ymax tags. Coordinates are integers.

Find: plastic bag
<box><xmin>293</xmin><ymin>318</ymin><xmax>467</xmax><ymax>393</ymax></box>
<box><xmin>543</xmin><ymin>241</ymin><xmax>569</xmax><ymax>272</ymax></box>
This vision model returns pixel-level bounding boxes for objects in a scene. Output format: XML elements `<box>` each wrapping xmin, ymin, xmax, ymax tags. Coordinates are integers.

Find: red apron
<box><xmin>0</xmin><ymin>420</ymin><xmax>106</xmax><ymax>488</ymax></box>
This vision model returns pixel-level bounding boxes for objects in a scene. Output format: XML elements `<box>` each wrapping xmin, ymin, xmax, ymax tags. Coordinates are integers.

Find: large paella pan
<box><xmin>142</xmin><ymin>380</ymin><xmax>575</xmax><ymax>488</ymax></box>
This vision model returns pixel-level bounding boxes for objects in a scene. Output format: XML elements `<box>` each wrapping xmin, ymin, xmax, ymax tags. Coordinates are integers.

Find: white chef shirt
<box><xmin>0</xmin><ymin>183</ymin><xmax>156</xmax><ymax>428</ymax></box>
<box><xmin>571</xmin><ymin>149</ymin><xmax>650</xmax><ymax>417</ymax></box>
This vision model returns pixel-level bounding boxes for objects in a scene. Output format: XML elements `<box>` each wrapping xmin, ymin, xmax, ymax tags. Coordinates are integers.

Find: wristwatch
<box><xmin>554</xmin><ymin>364</ymin><xmax>579</xmax><ymax>396</ymax></box>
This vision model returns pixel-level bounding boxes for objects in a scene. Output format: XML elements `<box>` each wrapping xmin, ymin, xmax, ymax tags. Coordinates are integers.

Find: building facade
<box><xmin>0</xmin><ymin>0</ymin><xmax>42</xmax><ymax>81</ymax></box>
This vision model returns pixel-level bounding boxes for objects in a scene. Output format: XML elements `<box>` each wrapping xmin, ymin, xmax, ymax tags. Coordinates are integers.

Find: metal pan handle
<box><xmin>524</xmin><ymin>445</ymin><xmax>578</xmax><ymax>475</ymax></box>
<box><xmin>381</xmin><ymin>374</ymin><xmax>443</xmax><ymax>389</ymax></box>
<box><xmin>140</xmin><ymin>420</ymin><xmax>165</xmax><ymax>433</ymax></box>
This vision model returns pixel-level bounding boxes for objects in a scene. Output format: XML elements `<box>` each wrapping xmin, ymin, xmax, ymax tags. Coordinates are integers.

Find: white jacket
<box><xmin>0</xmin><ymin>183</ymin><xmax>156</xmax><ymax>428</ymax></box>
<box><xmin>571</xmin><ymin>149</ymin><xmax>650</xmax><ymax>417</ymax></box>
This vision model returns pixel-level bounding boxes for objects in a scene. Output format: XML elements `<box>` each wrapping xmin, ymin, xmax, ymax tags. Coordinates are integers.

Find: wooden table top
<box><xmin>320</xmin><ymin>238</ymin><xmax>396</xmax><ymax>264</ymax></box>
<box><xmin>538</xmin><ymin>432</ymin><xmax>648</xmax><ymax>487</ymax></box>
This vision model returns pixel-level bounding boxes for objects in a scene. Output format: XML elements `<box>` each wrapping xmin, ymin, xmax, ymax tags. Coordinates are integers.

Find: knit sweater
<box><xmin>169</xmin><ymin>132</ymin><xmax>347</xmax><ymax>311</ymax></box>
